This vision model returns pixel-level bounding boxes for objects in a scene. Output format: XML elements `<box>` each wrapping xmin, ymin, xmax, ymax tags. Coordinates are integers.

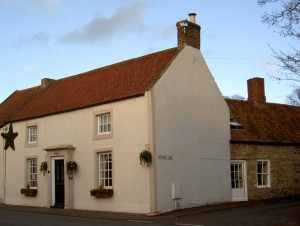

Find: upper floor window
<box><xmin>94</xmin><ymin>110</ymin><xmax>113</xmax><ymax>140</ymax></box>
<box><xmin>28</xmin><ymin>126</ymin><xmax>37</xmax><ymax>143</ymax></box>
<box><xmin>257</xmin><ymin>160</ymin><xmax>270</xmax><ymax>188</ymax></box>
<box><xmin>26</xmin><ymin>123</ymin><xmax>38</xmax><ymax>147</ymax></box>
<box><xmin>98</xmin><ymin>113</ymin><xmax>111</xmax><ymax>135</ymax></box>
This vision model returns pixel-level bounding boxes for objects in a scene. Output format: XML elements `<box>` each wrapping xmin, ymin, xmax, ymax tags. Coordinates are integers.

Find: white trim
<box><xmin>231</xmin><ymin>160</ymin><xmax>248</xmax><ymax>201</ymax></box>
<box><xmin>51</xmin><ymin>156</ymin><xmax>64</xmax><ymax>206</ymax></box>
<box><xmin>256</xmin><ymin>159</ymin><xmax>271</xmax><ymax>188</ymax></box>
<box><xmin>93</xmin><ymin>109</ymin><xmax>113</xmax><ymax>140</ymax></box>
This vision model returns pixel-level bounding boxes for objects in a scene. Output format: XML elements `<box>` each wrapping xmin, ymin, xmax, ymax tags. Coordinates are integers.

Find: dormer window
<box><xmin>230</xmin><ymin>117</ymin><xmax>243</xmax><ymax>130</ymax></box>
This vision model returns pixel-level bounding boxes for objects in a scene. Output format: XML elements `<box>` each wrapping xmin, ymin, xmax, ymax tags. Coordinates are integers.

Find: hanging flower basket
<box><xmin>39</xmin><ymin>161</ymin><xmax>47</xmax><ymax>175</ymax></box>
<box><xmin>139</xmin><ymin>149</ymin><xmax>152</xmax><ymax>167</ymax></box>
<box><xmin>66</xmin><ymin>161</ymin><xmax>78</xmax><ymax>174</ymax></box>
<box><xmin>20</xmin><ymin>188</ymin><xmax>37</xmax><ymax>196</ymax></box>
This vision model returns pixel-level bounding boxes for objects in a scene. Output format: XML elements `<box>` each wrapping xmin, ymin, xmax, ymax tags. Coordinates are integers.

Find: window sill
<box><xmin>25</xmin><ymin>142</ymin><xmax>38</xmax><ymax>148</ymax></box>
<box><xmin>90</xmin><ymin>189</ymin><xmax>113</xmax><ymax>197</ymax></box>
<box><xmin>20</xmin><ymin>188</ymin><xmax>38</xmax><ymax>196</ymax></box>
<box><xmin>257</xmin><ymin>186</ymin><xmax>271</xmax><ymax>189</ymax></box>
<box><xmin>93</xmin><ymin>133</ymin><xmax>113</xmax><ymax>140</ymax></box>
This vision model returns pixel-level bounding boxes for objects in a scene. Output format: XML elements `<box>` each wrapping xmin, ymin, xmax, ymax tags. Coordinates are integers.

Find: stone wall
<box><xmin>231</xmin><ymin>143</ymin><xmax>300</xmax><ymax>200</ymax></box>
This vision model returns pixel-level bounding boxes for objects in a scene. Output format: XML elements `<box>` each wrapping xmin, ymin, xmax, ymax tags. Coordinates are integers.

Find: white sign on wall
<box><xmin>158</xmin><ymin>155</ymin><xmax>173</xmax><ymax>160</ymax></box>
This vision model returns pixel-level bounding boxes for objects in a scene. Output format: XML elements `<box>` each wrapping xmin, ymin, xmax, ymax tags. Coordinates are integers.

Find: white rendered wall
<box><xmin>3</xmin><ymin>96</ymin><xmax>151</xmax><ymax>213</ymax></box>
<box><xmin>152</xmin><ymin>46</ymin><xmax>231</xmax><ymax>212</ymax></box>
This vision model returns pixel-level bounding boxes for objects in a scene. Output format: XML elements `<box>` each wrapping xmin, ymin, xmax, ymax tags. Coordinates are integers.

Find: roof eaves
<box><xmin>7</xmin><ymin>93</ymin><xmax>145</xmax><ymax>124</ymax></box>
<box><xmin>2</xmin><ymin>86</ymin><xmax>41</xmax><ymax>125</ymax></box>
<box><xmin>230</xmin><ymin>140</ymin><xmax>300</xmax><ymax>146</ymax></box>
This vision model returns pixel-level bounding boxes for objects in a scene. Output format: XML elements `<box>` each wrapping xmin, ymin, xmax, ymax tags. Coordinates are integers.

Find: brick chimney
<box><xmin>176</xmin><ymin>13</ymin><xmax>201</xmax><ymax>50</ymax></box>
<box><xmin>41</xmin><ymin>78</ymin><xmax>54</xmax><ymax>89</ymax></box>
<box><xmin>247</xmin><ymin>77</ymin><xmax>266</xmax><ymax>104</ymax></box>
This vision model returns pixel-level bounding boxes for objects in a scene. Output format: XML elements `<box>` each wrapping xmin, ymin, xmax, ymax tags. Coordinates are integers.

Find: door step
<box><xmin>50</xmin><ymin>203</ymin><xmax>64</xmax><ymax>209</ymax></box>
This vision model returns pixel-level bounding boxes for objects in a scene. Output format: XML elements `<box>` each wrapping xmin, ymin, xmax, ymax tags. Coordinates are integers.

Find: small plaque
<box><xmin>158</xmin><ymin>155</ymin><xmax>173</xmax><ymax>160</ymax></box>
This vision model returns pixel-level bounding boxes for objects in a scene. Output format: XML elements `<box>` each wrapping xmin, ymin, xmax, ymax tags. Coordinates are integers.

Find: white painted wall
<box><xmin>3</xmin><ymin>96</ymin><xmax>151</xmax><ymax>213</ymax></box>
<box><xmin>1</xmin><ymin>45</ymin><xmax>231</xmax><ymax>214</ymax></box>
<box><xmin>152</xmin><ymin>46</ymin><xmax>231</xmax><ymax>212</ymax></box>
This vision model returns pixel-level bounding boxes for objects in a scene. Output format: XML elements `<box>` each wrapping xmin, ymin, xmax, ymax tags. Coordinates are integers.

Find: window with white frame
<box><xmin>98</xmin><ymin>113</ymin><xmax>111</xmax><ymax>135</ymax></box>
<box><xmin>28</xmin><ymin>126</ymin><xmax>37</xmax><ymax>144</ymax></box>
<box><xmin>257</xmin><ymin>160</ymin><xmax>270</xmax><ymax>188</ymax></box>
<box><xmin>94</xmin><ymin>110</ymin><xmax>113</xmax><ymax>140</ymax></box>
<box><xmin>98</xmin><ymin>152</ymin><xmax>112</xmax><ymax>189</ymax></box>
<box><xmin>27</xmin><ymin>159</ymin><xmax>37</xmax><ymax>188</ymax></box>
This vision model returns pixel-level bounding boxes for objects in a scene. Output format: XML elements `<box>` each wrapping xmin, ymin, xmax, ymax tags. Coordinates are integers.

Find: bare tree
<box><xmin>224</xmin><ymin>95</ymin><xmax>245</xmax><ymax>100</ymax></box>
<box><xmin>258</xmin><ymin>0</ymin><xmax>300</xmax><ymax>82</ymax></box>
<box><xmin>286</xmin><ymin>87</ymin><xmax>300</xmax><ymax>105</ymax></box>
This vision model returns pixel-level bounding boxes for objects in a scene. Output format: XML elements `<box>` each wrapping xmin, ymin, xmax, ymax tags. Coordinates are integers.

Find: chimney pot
<box><xmin>189</xmin><ymin>13</ymin><xmax>197</xmax><ymax>23</ymax></box>
<box><xmin>247</xmin><ymin>77</ymin><xmax>266</xmax><ymax>104</ymax></box>
<box><xmin>176</xmin><ymin>13</ymin><xmax>201</xmax><ymax>49</ymax></box>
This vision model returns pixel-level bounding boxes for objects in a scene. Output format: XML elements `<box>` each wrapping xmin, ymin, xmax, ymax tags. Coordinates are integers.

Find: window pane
<box><xmin>28</xmin><ymin>126</ymin><xmax>37</xmax><ymax>143</ymax></box>
<box><xmin>28</xmin><ymin>159</ymin><xmax>37</xmax><ymax>188</ymax></box>
<box><xmin>257</xmin><ymin>160</ymin><xmax>269</xmax><ymax>187</ymax></box>
<box><xmin>98</xmin><ymin>113</ymin><xmax>111</xmax><ymax>134</ymax></box>
<box><xmin>99</xmin><ymin>152</ymin><xmax>112</xmax><ymax>188</ymax></box>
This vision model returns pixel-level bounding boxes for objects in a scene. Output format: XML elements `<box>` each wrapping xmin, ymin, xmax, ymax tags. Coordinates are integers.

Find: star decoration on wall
<box><xmin>1</xmin><ymin>124</ymin><xmax>18</xmax><ymax>150</ymax></box>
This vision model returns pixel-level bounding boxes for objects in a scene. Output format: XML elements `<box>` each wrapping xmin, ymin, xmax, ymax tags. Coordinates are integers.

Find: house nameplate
<box><xmin>158</xmin><ymin>155</ymin><xmax>173</xmax><ymax>160</ymax></box>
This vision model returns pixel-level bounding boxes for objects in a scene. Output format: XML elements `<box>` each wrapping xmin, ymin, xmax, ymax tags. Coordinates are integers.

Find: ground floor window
<box><xmin>257</xmin><ymin>160</ymin><xmax>270</xmax><ymax>188</ymax></box>
<box><xmin>27</xmin><ymin>158</ymin><xmax>37</xmax><ymax>188</ymax></box>
<box><xmin>98</xmin><ymin>152</ymin><xmax>112</xmax><ymax>189</ymax></box>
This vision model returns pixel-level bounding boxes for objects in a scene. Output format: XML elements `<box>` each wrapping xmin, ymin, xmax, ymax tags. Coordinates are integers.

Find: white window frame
<box><xmin>28</xmin><ymin>126</ymin><xmax>37</xmax><ymax>144</ymax></box>
<box><xmin>25</xmin><ymin>123</ymin><xmax>38</xmax><ymax>147</ymax></box>
<box><xmin>98</xmin><ymin>152</ymin><xmax>113</xmax><ymax>189</ymax></box>
<box><xmin>27</xmin><ymin>158</ymin><xmax>38</xmax><ymax>189</ymax></box>
<box><xmin>257</xmin><ymin>160</ymin><xmax>271</xmax><ymax>188</ymax></box>
<box><xmin>98</xmin><ymin>113</ymin><xmax>111</xmax><ymax>135</ymax></box>
<box><xmin>93</xmin><ymin>109</ymin><xmax>113</xmax><ymax>140</ymax></box>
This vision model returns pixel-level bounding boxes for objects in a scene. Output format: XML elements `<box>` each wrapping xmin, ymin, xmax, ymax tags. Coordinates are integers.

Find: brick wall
<box><xmin>231</xmin><ymin>143</ymin><xmax>300</xmax><ymax>200</ymax></box>
<box><xmin>176</xmin><ymin>20</ymin><xmax>200</xmax><ymax>50</ymax></box>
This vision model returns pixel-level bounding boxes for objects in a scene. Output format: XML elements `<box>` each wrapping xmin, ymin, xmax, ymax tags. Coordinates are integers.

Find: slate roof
<box><xmin>226</xmin><ymin>99</ymin><xmax>300</xmax><ymax>144</ymax></box>
<box><xmin>0</xmin><ymin>47</ymin><xmax>180</xmax><ymax>126</ymax></box>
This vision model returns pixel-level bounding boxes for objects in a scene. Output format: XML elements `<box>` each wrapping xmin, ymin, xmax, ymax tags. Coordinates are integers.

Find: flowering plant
<box><xmin>139</xmin><ymin>144</ymin><xmax>152</xmax><ymax>167</ymax></box>
<box><xmin>66</xmin><ymin>161</ymin><xmax>78</xmax><ymax>174</ymax></box>
<box><xmin>39</xmin><ymin>161</ymin><xmax>48</xmax><ymax>175</ymax></box>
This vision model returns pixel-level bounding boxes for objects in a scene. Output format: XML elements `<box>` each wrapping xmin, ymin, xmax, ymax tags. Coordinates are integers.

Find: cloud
<box><xmin>59</xmin><ymin>1</ymin><xmax>145</xmax><ymax>44</ymax></box>
<box><xmin>15</xmin><ymin>32</ymin><xmax>50</xmax><ymax>48</ymax></box>
<box><xmin>25</xmin><ymin>0</ymin><xmax>60</xmax><ymax>11</ymax></box>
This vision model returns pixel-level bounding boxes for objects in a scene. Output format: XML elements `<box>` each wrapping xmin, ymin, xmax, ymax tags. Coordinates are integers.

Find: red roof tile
<box><xmin>0</xmin><ymin>47</ymin><xmax>180</xmax><ymax>124</ymax></box>
<box><xmin>0</xmin><ymin>87</ymin><xmax>40</xmax><ymax>126</ymax></box>
<box><xmin>226</xmin><ymin>99</ymin><xmax>300</xmax><ymax>144</ymax></box>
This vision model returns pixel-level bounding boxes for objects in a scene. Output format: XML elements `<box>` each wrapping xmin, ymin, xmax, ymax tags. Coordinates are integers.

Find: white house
<box><xmin>0</xmin><ymin>14</ymin><xmax>231</xmax><ymax>213</ymax></box>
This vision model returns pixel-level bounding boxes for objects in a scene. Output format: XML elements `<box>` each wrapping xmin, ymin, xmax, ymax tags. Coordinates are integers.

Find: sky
<box><xmin>0</xmin><ymin>0</ymin><xmax>296</xmax><ymax>104</ymax></box>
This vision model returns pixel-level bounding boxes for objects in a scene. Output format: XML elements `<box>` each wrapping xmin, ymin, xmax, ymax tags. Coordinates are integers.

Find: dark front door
<box><xmin>54</xmin><ymin>159</ymin><xmax>64</xmax><ymax>207</ymax></box>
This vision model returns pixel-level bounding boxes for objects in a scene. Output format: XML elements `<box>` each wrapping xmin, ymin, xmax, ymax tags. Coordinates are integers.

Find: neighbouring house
<box><xmin>0</xmin><ymin>14</ymin><xmax>232</xmax><ymax>213</ymax></box>
<box><xmin>227</xmin><ymin>77</ymin><xmax>300</xmax><ymax>201</ymax></box>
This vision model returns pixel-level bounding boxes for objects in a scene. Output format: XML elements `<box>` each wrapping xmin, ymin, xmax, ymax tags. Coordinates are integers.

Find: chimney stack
<box><xmin>176</xmin><ymin>13</ymin><xmax>201</xmax><ymax>50</ymax></box>
<box><xmin>247</xmin><ymin>77</ymin><xmax>266</xmax><ymax>104</ymax></box>
<box><xmin>41</xmin><ymin>78</ymin><xmax>54</xmax><ymax>89</ymax></box>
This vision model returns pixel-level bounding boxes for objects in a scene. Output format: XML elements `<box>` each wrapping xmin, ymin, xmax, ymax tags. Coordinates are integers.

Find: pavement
<box><xmin>0</xmin><ymin>196</ymin><xmax>299</xmax><ymax>222</ymax></box>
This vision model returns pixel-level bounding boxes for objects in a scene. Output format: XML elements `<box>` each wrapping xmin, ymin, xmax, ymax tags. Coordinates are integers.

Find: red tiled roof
<box><xmin>226</xmin><ymin>99</ymin><xmax>300</xmax><ymax>144</ymax></box>
<box><xmin>0</xmin><ymin>87</ymin><xmax>40</xmax><ymax>126</ymax></box>
<box><xmin>0</xmin><ymin>47</ymin><xmax>180</xmax><ymax>125</ymax></box>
